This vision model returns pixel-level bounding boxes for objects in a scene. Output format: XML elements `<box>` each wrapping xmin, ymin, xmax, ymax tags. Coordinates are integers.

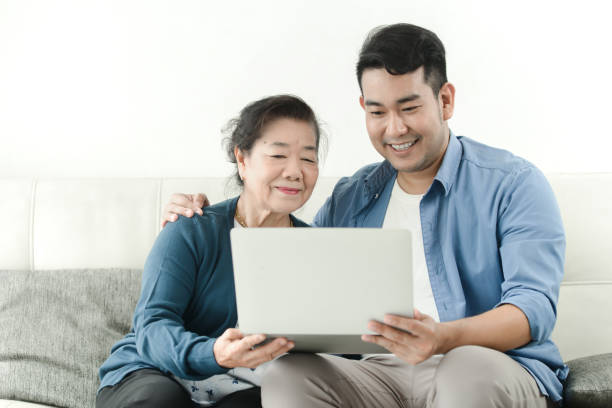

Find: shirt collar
<box><xmin>433</xmin><ymin>130</ymin><xmax>462</xmax><ymax>196</ymax></box>
<box><xmin>363</xmin><ymin>160</ymin><xmax>396</xmax><ymax>196</ymax></box>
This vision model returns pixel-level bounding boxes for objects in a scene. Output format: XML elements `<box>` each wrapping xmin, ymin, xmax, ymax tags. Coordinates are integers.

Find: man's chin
<box><xmin>387</xmin><ymin>158</ymin><xmax>427</xmax><ymax>174</ymax></box>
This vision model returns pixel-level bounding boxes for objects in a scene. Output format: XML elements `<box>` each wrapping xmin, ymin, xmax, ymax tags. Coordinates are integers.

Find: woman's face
<box><xmin>237</xmin><ymin>118</ymin><xmax>319</xmax><ymax>215</ymax></box>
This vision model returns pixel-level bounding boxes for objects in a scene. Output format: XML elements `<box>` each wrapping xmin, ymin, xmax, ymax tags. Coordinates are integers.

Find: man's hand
<box><xmin>213</xmin><ymin>328</ymin><xmax>295</xmax><ymax>369</ymax></box>
<box><xmin>363</xmin><ymin>304</ymin><xmax>531</xmax><ymax>364</ymax></box>
<box><xmin>362</xmin><ymin>309</ymin><xmax>445</xmax><ymax>365</ymax></box>
<box><xmin>161</xmin><ymin>193</ymin><xmax>209</xmax><ymax>228</ymax></box>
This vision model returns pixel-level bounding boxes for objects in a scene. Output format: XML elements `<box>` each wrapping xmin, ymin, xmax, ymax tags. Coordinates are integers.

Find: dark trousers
<box><xmin>96</xmin><ymin>368</ymin><xmax>262</xmax><ymax>408</ymax></box>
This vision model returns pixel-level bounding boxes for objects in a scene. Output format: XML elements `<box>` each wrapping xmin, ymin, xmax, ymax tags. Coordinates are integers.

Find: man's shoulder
<box><xmin>458</xmin><ymin>136</ymin><xmax>533</xmax><ymax>175</ymax></box>
<box><xmin>332</xmin><ymin>161</ymin><xmax>390</xmax><ymax>194</ymax></box>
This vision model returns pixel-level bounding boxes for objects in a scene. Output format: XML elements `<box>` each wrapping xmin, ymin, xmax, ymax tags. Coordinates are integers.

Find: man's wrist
<box><xmin>437</xmin><ymin>320</ymin><xmax>460</xmax><ymax>354</ymax></box>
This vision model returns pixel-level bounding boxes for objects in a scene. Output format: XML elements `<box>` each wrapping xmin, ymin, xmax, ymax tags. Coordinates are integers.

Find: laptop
<box><xmin>230</xmin><ymin>228</ymin><xmax>413</xmax><ymax>354</ymax></box>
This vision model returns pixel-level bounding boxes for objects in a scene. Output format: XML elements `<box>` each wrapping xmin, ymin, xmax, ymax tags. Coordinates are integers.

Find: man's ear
<box><xmin>359</xmin><ymin>95</ymin><xmax>366</xmax><ymax>111</ymax></box>
<box><xmin>438</xmin><ymin>82</ymin><xmax>455</xmax><ymax>121</ymax></box>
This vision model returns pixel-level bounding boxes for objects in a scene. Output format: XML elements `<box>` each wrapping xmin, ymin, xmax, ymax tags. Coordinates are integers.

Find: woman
<box><xmin>97</xmin><ymin>95</ymin><xmax>322</xmax><ymax>408</ymax></box>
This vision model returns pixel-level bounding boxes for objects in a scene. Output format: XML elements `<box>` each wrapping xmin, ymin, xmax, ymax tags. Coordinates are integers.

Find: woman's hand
<box><xmin>213</xmin><ymin>328</ymin><xmax>295</xmax><ymax>369</ymax></box>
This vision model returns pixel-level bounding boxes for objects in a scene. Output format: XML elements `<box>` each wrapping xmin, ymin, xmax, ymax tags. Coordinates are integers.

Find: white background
<box><xmin>1</xmin><ymin>0</ymin><xmax>611</xmax><ymax>178</ymax></box>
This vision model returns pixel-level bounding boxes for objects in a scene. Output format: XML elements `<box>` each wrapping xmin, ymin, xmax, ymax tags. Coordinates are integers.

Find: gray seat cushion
<box><xmin>564</xmin><ymin>353</ymin><xmax>612</xmax><ymax>408</ymax></box>
<box><xmin>0</xmin><ymin>269</ymin><xmax>141</xmax><ymax>408</ymax></box>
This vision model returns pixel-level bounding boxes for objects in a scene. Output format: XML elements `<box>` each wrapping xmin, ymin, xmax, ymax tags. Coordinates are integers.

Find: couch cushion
<box><xmin>0</xmin><ymin>399</ymin><xmax>54</xmax><ymax>407</ymax></box>
<box><xmin>0</xmin><ymin>269</ymin><xmax>141</xmax><ymax>408</ymax></box>
<box><xmin>564</xmin><ymin>353</ymin><xmax>612</xmax><ymax>408</ymax></box>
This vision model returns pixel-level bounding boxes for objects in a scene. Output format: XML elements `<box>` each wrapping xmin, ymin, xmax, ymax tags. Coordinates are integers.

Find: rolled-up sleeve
<box><xmin>495</xmin><ymin>166</ymin><xmax>565</xmax><ymax>343</ymax></box>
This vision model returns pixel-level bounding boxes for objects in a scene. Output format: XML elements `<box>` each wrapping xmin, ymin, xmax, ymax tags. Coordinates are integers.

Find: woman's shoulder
<box><xmin>162</xmin><ymin>197</ymin><xmax>238</xmax><ymax>240</ymax></box>
<box><xmin>201</xmin><ymin>196</ymin><xmax>239</xmax><ymax>219</ymax></box>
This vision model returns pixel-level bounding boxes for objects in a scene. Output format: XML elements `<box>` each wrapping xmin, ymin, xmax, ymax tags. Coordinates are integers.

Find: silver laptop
<box><xmin>230</xmin><ymin>228</ymin><xmax>413</xmax><ymax>354</ymax></box>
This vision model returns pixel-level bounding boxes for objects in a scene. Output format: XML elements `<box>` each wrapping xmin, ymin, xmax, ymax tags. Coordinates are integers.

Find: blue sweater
<box><xmin>98</xmin><ymin>196</ymin><xmax>309</xmax><ymax>391</ymax></box>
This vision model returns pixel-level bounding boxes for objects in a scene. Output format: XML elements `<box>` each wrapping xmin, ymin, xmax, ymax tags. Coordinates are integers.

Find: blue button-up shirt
<box><xmin>313</xmin><ymin>133</ymin><xmax>569</xmax><ymax>403</ymax></box>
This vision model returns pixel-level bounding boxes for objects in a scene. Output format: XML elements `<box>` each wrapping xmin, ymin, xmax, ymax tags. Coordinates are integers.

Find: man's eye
<box><xmin>270</xmin><ymin>155</ymin><xmax>286</xmax><ymax>159</ymax></box>
<box><xmin>402</xmin><ymin>106</ymin><xmax>419</xmax><ymax>112</ymax></box>
<box><xmin>370</xmin><ymin>111</ymin><xmax>384</xmax><ymax>116</ymax></box>
<box><xmin>302</xmin><ymin>158</ymin><xmax>316</xmax><ymax>163</ymax></box>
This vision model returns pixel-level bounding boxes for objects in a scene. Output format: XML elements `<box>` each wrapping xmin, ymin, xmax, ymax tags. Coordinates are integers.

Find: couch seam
<box><xmin>29</xmin><ymin>178</ymin><xmax>37</xmax><ymax>272</ymax></box>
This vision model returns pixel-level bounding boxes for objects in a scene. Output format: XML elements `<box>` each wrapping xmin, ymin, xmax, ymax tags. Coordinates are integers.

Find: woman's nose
<box><xmin>283</xmin><ymin>157</ymin><xmax>302</xmax><ymax>180</ymax></box>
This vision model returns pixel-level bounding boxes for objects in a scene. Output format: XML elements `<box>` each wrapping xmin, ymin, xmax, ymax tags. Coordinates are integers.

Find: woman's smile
<box><xmin>275</xmin><ymin>186</ymin><xmax>301</xmax><ymax>195</ymax></box>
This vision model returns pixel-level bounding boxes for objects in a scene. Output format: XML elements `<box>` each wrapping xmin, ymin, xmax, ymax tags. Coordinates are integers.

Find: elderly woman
<box><xmin>96</xmin><ymin>95</ymin><xmax>322</xmax><ymax>408</ymax></box>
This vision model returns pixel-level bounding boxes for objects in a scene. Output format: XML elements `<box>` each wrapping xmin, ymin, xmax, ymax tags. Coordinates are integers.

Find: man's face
<box><xmin>360</xmin><ymin>67</ymin><xmax>454</xmax><ymax>179</ymax></box>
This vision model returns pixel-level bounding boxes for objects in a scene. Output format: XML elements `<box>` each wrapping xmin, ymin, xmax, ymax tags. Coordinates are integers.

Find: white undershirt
<box><xmin>382</xmin><ymin>179</ymin><xmax>440</xmax><ymax>322</ymax></box>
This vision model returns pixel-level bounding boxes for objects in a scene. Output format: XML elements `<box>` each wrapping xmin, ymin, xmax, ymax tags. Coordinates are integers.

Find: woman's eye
<box><xmin>302</xmin><ymin>158</ymin><xmax>316</xmax><ymax>163</ymax></box>
<box><xmin>271</xmin><ymin>155</ymin><xmax>286</xmax><ymax>159</ymax></box>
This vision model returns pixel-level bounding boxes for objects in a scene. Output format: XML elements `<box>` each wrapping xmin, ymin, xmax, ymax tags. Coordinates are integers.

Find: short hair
<box><xmin>222</xmin><ymin>94</ymin><xmax>323</xmax><ymax>187</ymax></box>
<box><xmin>356</xmin><ymin>23</ymin><xmax>447</xmax><ymax>95</ymax></box>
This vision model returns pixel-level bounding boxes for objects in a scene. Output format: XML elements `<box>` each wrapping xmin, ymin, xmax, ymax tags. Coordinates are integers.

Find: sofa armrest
<box><xmin>564</xmin><ymin>353</ymin><xmax>612</xmax><ymax>408</ymax></box>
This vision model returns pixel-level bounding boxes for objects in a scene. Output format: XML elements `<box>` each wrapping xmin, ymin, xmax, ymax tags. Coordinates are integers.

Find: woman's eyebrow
<box><xmin>269</xmin><ymin>141</ymin><xmax>316</xmax><ymax>151</ymax></box>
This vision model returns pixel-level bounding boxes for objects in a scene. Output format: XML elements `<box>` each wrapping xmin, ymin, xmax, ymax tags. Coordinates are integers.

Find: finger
<box><xmin>383</xmin><ymin>314</ymin><xmax>418</xmax><ymax>332</ymax></box>
<box><xmin>167</xmin><ymin>203</ymin><xmax>196</xmax><ymax>218</ymax></box>
<box><xmin>412</xmin><ymin>309</ymin><xmax>427</xmax><ymax>321</ymax></box>
<box><xmin>252</xmin><ymin>337</ymin><xmax>289</xmax><ymax>355</ymax></box>
<box><xmin>239</xmin><ymin>333</ymin><xmax>267</xmax><ymax>350</ymax></box>
<box><xmin>193</xmin><ymin>193</ymin><xmax>209</xmax><ymax>214</ymax></box>
<box><xmin>222</xmin><ymin>328</ymin><xmax>245</xmax><ymax>341</ymax></box>
<box><xmin>161</xmin><ymin>211</ymin><xmax>179</xmax><ymax>226</ymax></box>
<box><xmin>368</xmin><ymin>320</ymin><xmax>414</xmax><ymax>344</ymax></box>
<box><xmin>361</xmin><ymin>334</ymin><xmax>398</xmax><ymax>352</ymax></box>
<box><xmin>385</xmin><ymin>314</ymin><xmax>432</xmax><ymax>337</ymax></box>
<box><xmin>170</xmin><ymin>193</ymin><xmax>196</xmax><ymax>208</ymax></box>
<box><xmin>248</xmin><ymin>338</ymin><xmax>294</xmax><ymax>365</ymax></box>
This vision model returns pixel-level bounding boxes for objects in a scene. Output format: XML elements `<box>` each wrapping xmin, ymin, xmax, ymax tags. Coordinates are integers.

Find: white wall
<box><xmin>1</xmin><ymin>0</ymin><xmax>610</xmax><ymax>178</ymax></box>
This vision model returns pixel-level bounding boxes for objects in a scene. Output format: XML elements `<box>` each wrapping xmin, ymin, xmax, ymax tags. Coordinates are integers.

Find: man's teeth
<box><xmin>391</xmin><ymin>141</ymin><xmax>416</xmax><ymax>151</ymax></box>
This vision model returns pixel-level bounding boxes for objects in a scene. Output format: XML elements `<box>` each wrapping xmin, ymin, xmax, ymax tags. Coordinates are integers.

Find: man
<box><xmin>165</xmin><ymin>24</ymin><xmax>567</xmax><ymax>407</ymax></box>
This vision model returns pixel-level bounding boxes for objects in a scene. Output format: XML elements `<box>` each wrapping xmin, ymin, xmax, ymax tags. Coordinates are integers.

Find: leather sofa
<box><xmin>1</xmin><ymin>175</ymin><xmax>610</xmax><ymax>407</ymax></box>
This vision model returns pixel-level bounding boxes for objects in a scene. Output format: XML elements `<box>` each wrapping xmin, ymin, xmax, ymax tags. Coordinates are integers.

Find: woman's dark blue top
<box><xmin>98</xmin><ymin>196</ymin><xmax>309</xmax><ymax>391</ymax></box>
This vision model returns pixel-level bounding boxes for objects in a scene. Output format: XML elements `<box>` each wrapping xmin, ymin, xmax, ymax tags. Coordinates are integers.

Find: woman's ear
<box><xmin>234</xmin><ymin>146</ymin><xmax>246</xmax><ymax>181</ymax></box>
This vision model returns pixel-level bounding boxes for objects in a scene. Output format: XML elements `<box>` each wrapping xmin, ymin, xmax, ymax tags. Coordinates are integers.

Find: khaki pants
<box><xmin>261</xmin><ymin>345</ymin><xmax>554</xmax><ymax>408</ymax></box>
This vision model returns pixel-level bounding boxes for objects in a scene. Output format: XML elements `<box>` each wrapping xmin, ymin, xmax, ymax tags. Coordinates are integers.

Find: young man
<box><xmin>165</xmin><ymin>24</ymin><xmax>567</xmax><ymax>407</ymax></box>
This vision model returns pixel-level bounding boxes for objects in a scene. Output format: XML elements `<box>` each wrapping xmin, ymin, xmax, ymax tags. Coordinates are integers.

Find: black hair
<box><xmin>222</xmin><ymin>94</ymin><xmax>323</xmax><ymax>187</ymax></box>
<box><xmin>356</xmin><ymin>23</ymin><xmax>447</xmax><ymax>95</ymax></box>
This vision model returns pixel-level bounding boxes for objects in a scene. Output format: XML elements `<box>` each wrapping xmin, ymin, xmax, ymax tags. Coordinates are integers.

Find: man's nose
<box><xmin>386</xmin><ymin>112</ymin><xmax>408</xmax><ymax>138</ymax></box>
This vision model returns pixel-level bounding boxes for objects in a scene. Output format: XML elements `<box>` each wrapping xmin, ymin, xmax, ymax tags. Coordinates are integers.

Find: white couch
<box><xmin>1</xmin><ymin>175</ymin><xmax>611</xmax><ymax>407</ymax></box>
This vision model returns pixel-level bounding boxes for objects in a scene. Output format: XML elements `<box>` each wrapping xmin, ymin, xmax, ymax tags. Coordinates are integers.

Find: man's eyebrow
<box><xmin>396</xmin><ymin>94</ymin><xmax>421</xmax><ymax>104</ymax></box>
<box><xmin>364</xmin><ymin>94</ymin><xmax>421</xmax><ymax>107</ymax></box>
